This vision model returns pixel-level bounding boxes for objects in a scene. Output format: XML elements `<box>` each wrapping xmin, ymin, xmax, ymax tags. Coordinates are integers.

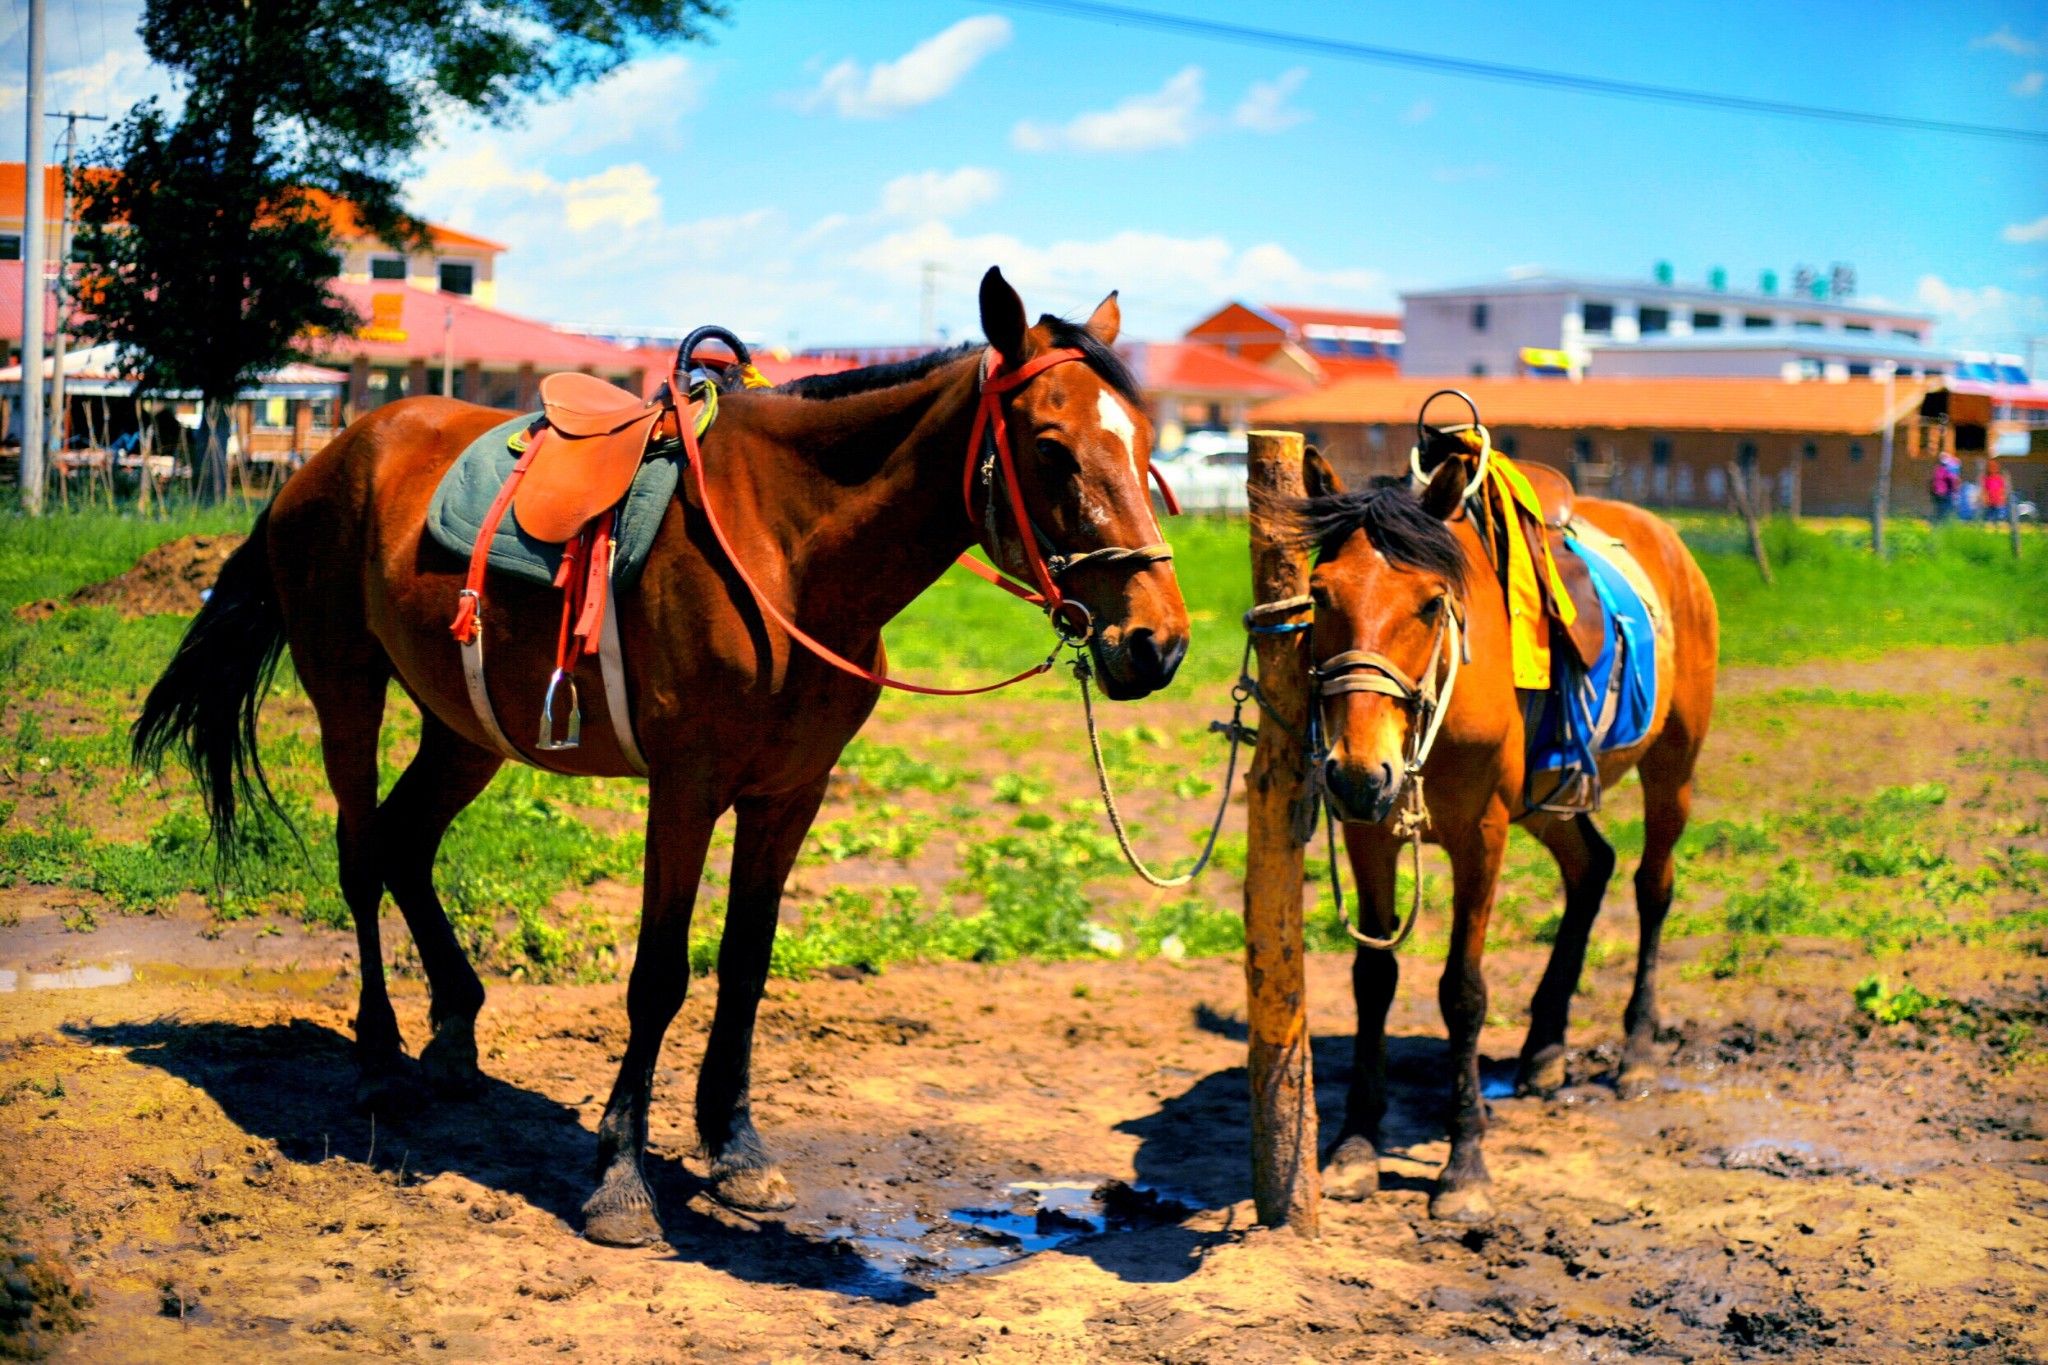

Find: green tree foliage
<box><xmin>68</xmin><ymin>0</ymin><xmax>726</xmax><ymax>500</ymax></box>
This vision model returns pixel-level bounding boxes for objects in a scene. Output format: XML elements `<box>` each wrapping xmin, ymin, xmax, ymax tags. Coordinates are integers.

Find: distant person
<box><xmin>1960</xmin><ymin>479</ymin><xmax>1981</xmax><ymax>521</ymax></box>
<box><xmin>1930</xmin><ymin>452</ymin><xmax>1961</xmax><ymax>523</ymax></box>
<box><xmin>1984</xmin><ymin>461</ymin><xmax>2010</xmax><ymax>524</ymax></box>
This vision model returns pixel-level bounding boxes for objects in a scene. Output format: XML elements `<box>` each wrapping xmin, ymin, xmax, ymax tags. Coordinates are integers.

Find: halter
<box><xmin>681</xmin><ymin>344</ymin><xmax>1178</xmax><ymax>696</ymax></box>
<box><xmin>1305</xmin><ymin>590</ymin><xmax>1467</xmax><ymax>951</ymax></box>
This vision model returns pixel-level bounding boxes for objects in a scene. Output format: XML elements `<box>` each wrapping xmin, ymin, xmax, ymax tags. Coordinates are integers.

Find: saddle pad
<box><xmin>1522</xmin><ymin>535</ymin><xmax>1659</xmax><ymax>811</ymax></box>
<box><xmin>426</xmin><ymin>413</ymin><xmax>681</xmax><ymax>590</ymax></box>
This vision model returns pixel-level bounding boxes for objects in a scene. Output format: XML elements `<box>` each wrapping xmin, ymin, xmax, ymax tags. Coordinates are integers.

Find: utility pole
<box><xmin>18</xmin><ymin>0</ymin><xmax>47</xmax><ymax>514</ymax></box>
<box><xmin>919</xmin><ymin>260</ymin><xmax>939</xmax><ymax>347</ymax></box>
<box><xmin>1872</xmin><ymin>362</ymin><xmax>1897</xmax><ymax>556</ymax></box>
<box><xmin>440</xmin><ymin>306</ymin><xmax>455</xmax><ymax>399</ymax></box>
<box><xmin>45</xmin><ymin>111</ymin><xmax>107</xmax><ymax>487</ymax></box>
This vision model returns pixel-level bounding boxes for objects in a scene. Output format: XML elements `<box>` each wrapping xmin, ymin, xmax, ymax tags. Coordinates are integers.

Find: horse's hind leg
<box><xmin>296</xmin><ymin>647</ymin><xmax>402</xmax><ymax>1108</ymax></box>
<box><xmin>1617</xmin><ymin>743</ymin><xmax>1696</xmax><ymax>1098</ymax></box>
<box><xmin>374</xmin><ymin>713</ymin><xmax>502</xmax><ymax>1094</ymax></box>
<box><xmin>1516</xmin><ymin>815</ymin><xmax>1618</xmax><ymax>1097</ymax></box>
<box><xmin>695</xmin><ymin>776</ymin><xmax>830</xmax><ymax>1213</ymax></box>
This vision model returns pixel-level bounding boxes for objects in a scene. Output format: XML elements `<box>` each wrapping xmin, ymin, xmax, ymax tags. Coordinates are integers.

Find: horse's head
<box><xmin>1299</xmin><ymin>448</ymin><xmax>1470</xmax><ymax>824</ymax></box>
<box><xmin>976</xmin><ymin>266</ymin><xmax>1190</xmax><ymax>699</ymax></box>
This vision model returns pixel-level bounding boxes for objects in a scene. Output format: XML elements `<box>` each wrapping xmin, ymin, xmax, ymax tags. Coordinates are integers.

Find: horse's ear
<box><xmin>1303</xmin><ymin>444</ymin><xmax>1344</xmax><ymax>500</ymax></box>
<box><xmin>1420</xmin><ymin>457</ymin><xmax>1465</xmax><ymax>519</ymax></box>
<box><xmin>1084</xmin><ymin>290</ymin><xmax>1121</xmax><ymax>346</ymax></box>
<box><xmin>979</xmin><ymin>266</ymin><xmax>1028</xmax><ymax>363</ymax></box>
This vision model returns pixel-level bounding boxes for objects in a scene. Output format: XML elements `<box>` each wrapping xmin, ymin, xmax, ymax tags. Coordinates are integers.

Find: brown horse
<box><xmin>134</xmin><ymin>267</ymin><xmax>1190</xmax><ymax>1247</ymax></box>
<box><xmin>1294</xmin><ymin>444</ymin><xmax>1717</xmax><ymax>1221</ymax></box>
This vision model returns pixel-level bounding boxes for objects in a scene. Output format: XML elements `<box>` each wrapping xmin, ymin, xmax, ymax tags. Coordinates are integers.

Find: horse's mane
<box><xmin>775</xmin><ymin>314</ymin><xmax>1142</xmax><ymax>406</ymax></box>
<box><xmin>1292</xmin><ymin>476</ymin><xmax>1469</xmax><ymax>592</ymax></box>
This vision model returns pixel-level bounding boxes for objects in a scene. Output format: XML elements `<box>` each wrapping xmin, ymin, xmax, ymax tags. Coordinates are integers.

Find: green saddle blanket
<box><xmin>426</xmin><ymin>412</ymin><xmax>681</xmax><ymax>590</ymax></box>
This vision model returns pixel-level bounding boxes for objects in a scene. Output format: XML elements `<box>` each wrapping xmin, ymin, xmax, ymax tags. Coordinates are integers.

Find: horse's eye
<box><xmin>1419</xmin><ymin>598</ymin><xmax>1443</xmax><ymax>621</ymax></box>
<box><xmin>1036</xmin><ymin>437</ymin><xmax>1078</xmax><ymax>470</ymax></box>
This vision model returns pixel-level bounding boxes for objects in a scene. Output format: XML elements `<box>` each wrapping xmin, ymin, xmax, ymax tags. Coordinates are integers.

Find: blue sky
<box><xmin>5</xmin><ymin>0</ymin><xmax>2046</xmax><ymax>352</ymax></box>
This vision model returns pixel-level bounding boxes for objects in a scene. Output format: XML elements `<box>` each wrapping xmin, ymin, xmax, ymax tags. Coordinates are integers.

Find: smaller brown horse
<box><xmin>1295</xmin><ymin>444</ymin><xmax>1717</xmax><ymax>1221</ymax></box>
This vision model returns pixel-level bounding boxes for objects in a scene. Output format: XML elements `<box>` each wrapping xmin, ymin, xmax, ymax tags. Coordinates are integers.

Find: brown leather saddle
<box><xmin>1419</xmin><ymin>421</ymin><xmax>1606</xmax><ymax>671</ymax></box>
<box><xmin>515</xmin><ymin>372</ymin><xmax>691</xmax><ymax>544</ymax></box>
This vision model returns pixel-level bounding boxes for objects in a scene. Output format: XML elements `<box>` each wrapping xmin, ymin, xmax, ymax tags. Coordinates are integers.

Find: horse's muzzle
<box><xmin>1092</xmin><ymin>626</ymin><xmax>1186</xmax><ymax>699</ymax></box>
<box><xmin>1324</xmin><ymin>757</ymin><xmax>1401</xmax><ymax>825</ymax></box>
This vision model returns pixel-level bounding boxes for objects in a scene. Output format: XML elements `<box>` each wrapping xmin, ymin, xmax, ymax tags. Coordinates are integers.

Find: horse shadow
<box><xmin>66</xmin><ymin>1017</ymin><xmax>933</xmax><ymax>1303</ymax></box>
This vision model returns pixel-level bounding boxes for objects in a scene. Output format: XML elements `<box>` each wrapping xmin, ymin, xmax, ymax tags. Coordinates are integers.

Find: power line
<box><xmin>993</xmin><ymin>0</ymin><xmax>2048</xmax><ymax>147</ymax></box>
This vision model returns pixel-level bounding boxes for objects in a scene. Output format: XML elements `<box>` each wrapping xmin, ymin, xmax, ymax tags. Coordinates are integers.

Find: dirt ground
<box><xmin>13</xmin><ymin>534</ymin><xmax>247</xmax><ymax>623</ymax></box>
<box><xmin>2</xmin><ymin>645</ymin><xmax>2045</xmax><ymax>1363</ymax></box>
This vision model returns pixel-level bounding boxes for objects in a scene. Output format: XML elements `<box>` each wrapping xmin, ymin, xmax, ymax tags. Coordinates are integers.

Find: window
<box><xmin>1366</xmin><ymin>425</ymin><xmax>1385</xmax><ymax>451</ymax></box>
<box><xmin>1651</xmin><ymin>437</ymin><xmax>1672</xmax><ymax>466</ymax></box>
<box><xmin>1737</xmin><ymin>441</ymin><xmax>1758</xmax><ymax>470</ymax></box>
<box><xmin>1639</xmin><ymin>306</ymin><xmax>1670</xmax><ymax>335</ymax></box>
<box><xmin>1692</xmin><ymin>310</ymin><xmax>1722</xmax><ymax>331</ymax></box>
<box><xmin>1849</xmin><ymin>441</ymin><xmax>1864</xmax><ymax>463</ymax></box>
<box><xmin>1794</xmin><ymin>318</ymin><xmax>1824</xmax><ymax>331</ymax></box>
<box><xmin>1843</xmin><ymin>323</ymin><xmax>1872</xmax><ymax>334</ymax></box>
<box><xmin>1848</xmin><ymin>362</ymin><xmax>1872</xmax><ymax>378</ymax></box>
<box><xmin>1572</xmin><ymin>436</ymin><xmax>1593</xmax><ymax>462</ymax></box>
<box><xmin>1743</xmin><ymin>314</ymin><xmax>1773</xmax><ymax>330</ymax></box>
<box><xmin>1498</xmin><ymin>433</ymin><xmax>1518</xmax><ymax>457</ymax></box>
<box><xmin>1471</xmin><ymin>302</ymin><xmax>1489</xmax><ymax>332</ymax></box>
<box><xmin>0</xmin><ymin>234</ymin><xmax>20</xmax><ymax>262</ymax></box>
<box><xmin>1891</xmin><ymin>327</ymin><xmax>1921</xmax><ymax>343</ymax></box>
<box><xmin>1470</xmin><ymin>362</ymin><xmax>1487</xmax><ymax>377</ymax></box>
<box><xmin>1582</xmin><ymin>302</ymin><xmax>1614</xmax><ymax>333</ymax></box>
<box><xmin>1802</xmin><ymin>440</ymin><xmax>1818</xmax><ymax>460</ymax></box>
<box><xmin>438</xmin><ymin>261</ymin><xmax>475</xmax><ymax>296</ymax></box>
<box><xmin>369</xmin><ymin>255</ymin><xmax>407</xmax><ymax>281</ymax></box>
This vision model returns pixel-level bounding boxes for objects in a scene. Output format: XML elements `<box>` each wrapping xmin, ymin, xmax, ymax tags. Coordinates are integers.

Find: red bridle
<box><xmin>682</xmin><ymin>346</ymin><xmax>1179</xmax><ymax>696</ymax></box>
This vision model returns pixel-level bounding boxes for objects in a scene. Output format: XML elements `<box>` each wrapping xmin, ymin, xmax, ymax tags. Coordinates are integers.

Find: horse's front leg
<box><xmin>583</xmin><ymin>773</ymin><xmax>718</xmax><ymax>1247</ymax></box>
<box><xmin>1324</xmin><ymin>823</ymin><xmax>1403</xmax><ymax>1201</ymax></box>
<box><xmin>695</xmin><ymin>776</ymin><xmax>831</xmax><ymax>1212</ymax></box>
<box><xmin>1431</xmin><ymin>801</ymin><xmax>1509</xmax><ymax>1222</ymax></box>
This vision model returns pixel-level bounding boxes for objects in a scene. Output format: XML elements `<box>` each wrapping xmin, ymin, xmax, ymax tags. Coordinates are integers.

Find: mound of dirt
<box><xmin>15</xmin><ymin>534</ymin><xmax>245</xmax><ymax>622</ymax></box>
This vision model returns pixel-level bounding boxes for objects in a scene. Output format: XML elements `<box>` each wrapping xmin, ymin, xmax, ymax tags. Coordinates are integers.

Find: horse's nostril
<box><xmin>1127</xmin><ymin>628</ymin><xmax>1164</xmax><ymax>682</ymax></box>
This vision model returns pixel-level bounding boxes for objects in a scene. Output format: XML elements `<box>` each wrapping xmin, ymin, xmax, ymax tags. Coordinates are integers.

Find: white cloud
<box><xmin>2013</xmin><ymin>70</ymin><xmax>2045</xmax><ymax>96</ymax></box>
<box><xmin>1013</xmin><ymin>66</ymin><xmax>1207</xmax><ymax>153</ymax></box>
<box><xmin>413</xmin><ymin>147</ymin><xmax>660</xmax><ymax>236</ymax></box>
<box><xmin>1973</xmin><ymin>25</ymin><xmax>2041</xmax><ymax>57</ymax></box>
<box><xmin>1399</xmin><ymin>98</ymin><xmax>1435</xmax><ymax>125</ymax></box>
<box><xmin>2004</xmin><ymin>214</ymin><xmax>2048</xmax><ymax>244</ymax></box>
<box><xmin>798</xmin><ymin>16</ymin><xmax>1012</xmax><ymax>119</ymax></box>
<box><xmin>1915</xmin><ymin>273</ymin><xmax>2048</xmax><ymax>346</ymax></box>
<box><xmin>1233</xmin><ymin>68</ymin><xmax>1310</xmax><ymax>133</ymax></box>
<box><xmin>879</xmin><ymin>167</ymin><xmax>1001</xmax><ymax>220</ymax></box>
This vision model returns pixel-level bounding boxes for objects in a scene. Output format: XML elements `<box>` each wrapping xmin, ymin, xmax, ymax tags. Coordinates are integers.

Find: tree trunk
<box><xmin>197</xmin><ymin>397</ymin><xmax>232</xmax><ymax>505</ymax></box>
<box><xmin>1242</xmin><ymin>429</ymin><xmax>1321</xmax><ymax>1236</ymax></box>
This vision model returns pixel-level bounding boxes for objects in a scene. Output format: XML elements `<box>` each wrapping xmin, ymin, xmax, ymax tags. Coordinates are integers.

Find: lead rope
<box><xmin>1074</xmin><ymin>595</ymin><xmax>1311</xmax><ymax>888</ymax></box>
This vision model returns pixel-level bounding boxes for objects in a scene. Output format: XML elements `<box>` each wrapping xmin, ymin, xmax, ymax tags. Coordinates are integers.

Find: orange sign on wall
<box><xmin>361</xmin><ymin>292</ymin><xmax>408</xmax><ymax>343</ymax></box>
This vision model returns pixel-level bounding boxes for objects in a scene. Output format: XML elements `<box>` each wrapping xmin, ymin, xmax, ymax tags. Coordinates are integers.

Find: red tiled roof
<box><xmin>1123</xmin><ymin>341</ymin><xmax>1310</xmax><ymax>398</ymax></box>
<box><xmin>619</xmin><ymin>345</ymin><xmax>862</xmax><ymax>389</ymax></box>
<box><xmin>1251</xmin><ymin>376</ymin><xmax>1932</xmax><ymax>435</ymax></box>
<box><xmin>1263</xmin><ymin>303</ymin><xmax>1403</xmax><ymax>332</ymax></box>
<box><xmin>313</xmin><ymin>284</ymin><xmax>644</xmax><ymax>372</ymax></box>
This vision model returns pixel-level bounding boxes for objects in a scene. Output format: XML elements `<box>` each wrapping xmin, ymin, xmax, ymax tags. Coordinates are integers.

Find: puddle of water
<box><xmin>138</xmin><ymin>962</ymin><xmax>340</xmax><ymax>999</ymax></box>
<box><xmin>810</xmin><ymin>1179</ymin><xmax>1192</xmax><ymax>1298</ymax></box>
<box><xmin>0</xmin><ymin>961</ymin><xmax>135</xmax><ymax>992</ymax></box>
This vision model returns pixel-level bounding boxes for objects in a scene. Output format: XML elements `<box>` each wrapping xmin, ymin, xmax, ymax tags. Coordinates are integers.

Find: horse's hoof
<box><xmin>711</xmin><ymin>1163</ymin><xmax>796</xmax><ymax>1213</ymax></box>
<box><xmin>1428</xmin><ymin>1182</ymin><xmax>1495</xmax><ymax>1224</ymax></box>
<box><xmin>418</xmin><ymin>1018</ymin><xmax>482</xmax><ymax>1096</ymax></box>
<box><xmin>583</xmin><ymin>1172</ymin><xmax>663</xmax><ymax>1247</ymax></box>
<box><xmin>584</xmin><ymin>1203</ymin><xmax>664</xmax><ymax>1248</ymax></box>
<box><xmin>1323</xmin><ymin>1136</ymin><xmax>1381</xmax><ymax>1202</ymax></box>
<box><xmin>1615</xmin><ymin>1063</ymin><xmax>1659</xmax><ymax>1101</ymax></box>
<box><xmin>353</xmin><ymin>1062</ymin><xmax>419</xmax><ymax>1116</ymax></box>
<box><xmin>1517</xmin><ymin>1048</ymin><xmax>1567</xmax><ymax>1098</ymax></box>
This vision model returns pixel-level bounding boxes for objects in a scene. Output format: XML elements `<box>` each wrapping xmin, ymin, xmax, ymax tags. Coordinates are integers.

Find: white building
<box><xmin>1398</xmin><ymin>273</ymin><xmax>1948</xmax><ymax>382</ymax></box>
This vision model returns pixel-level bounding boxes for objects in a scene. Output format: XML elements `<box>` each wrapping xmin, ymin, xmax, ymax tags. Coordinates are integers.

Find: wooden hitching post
<box><xmin>1243</xmin><ymin>428</ymin><xmax>1321</xmax><ymax>1235</ymax></box>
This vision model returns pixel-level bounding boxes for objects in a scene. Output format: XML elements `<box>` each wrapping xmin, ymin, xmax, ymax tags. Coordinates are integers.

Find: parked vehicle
<box><xmin>1156</xmin><ymin>429</ymin><xmax>1249</xmax><ymax>512</ymax></box>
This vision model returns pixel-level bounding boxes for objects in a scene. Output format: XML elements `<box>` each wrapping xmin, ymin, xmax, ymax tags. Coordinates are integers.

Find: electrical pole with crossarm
<box><xmin>45</xmin><ymin>111</ymin><xmax>108</xmax><ymax>486</ymax></box>
<box><xmin>17</xmin><ymin>0</ymin><xmax>47</xmax><ymax>513</ymax></box>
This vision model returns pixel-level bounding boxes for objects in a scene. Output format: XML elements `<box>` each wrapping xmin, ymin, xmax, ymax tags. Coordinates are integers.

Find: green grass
<box><xmin>0</xmin><ymin>504</ymin><xmax>2041</xmax><ymax>982</ymax></box>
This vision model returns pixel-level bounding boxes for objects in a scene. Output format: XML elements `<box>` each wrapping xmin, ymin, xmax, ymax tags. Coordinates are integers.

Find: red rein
<box><xmin>687</xmin><ymin>347</ymin><xmax>1176</xmax><ymax>696</ymax></box>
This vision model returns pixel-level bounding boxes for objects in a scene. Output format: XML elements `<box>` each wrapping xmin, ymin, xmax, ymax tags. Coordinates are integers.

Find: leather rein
<box><xmin>677</xmin><ymin>346</ymin><xmax>1178</xmax><ymax>697</ymax></box>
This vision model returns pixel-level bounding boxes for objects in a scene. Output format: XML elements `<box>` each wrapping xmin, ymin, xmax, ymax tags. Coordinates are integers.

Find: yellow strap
<box><xmin>739</xmin><ymin>363</ymin><xmax>773</xmax><ymax>390</ymax></box>
<box><xmin>1489</xmin><ymin>459</ymin><xmax>1575</xmax><ymax>628</ymax></box>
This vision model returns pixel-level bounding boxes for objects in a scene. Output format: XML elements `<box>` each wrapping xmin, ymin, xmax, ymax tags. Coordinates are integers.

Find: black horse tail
<box><xmin>132</xmin><ymin>507</ymin><xmax>291</xmax><ymax>853</ymax></box>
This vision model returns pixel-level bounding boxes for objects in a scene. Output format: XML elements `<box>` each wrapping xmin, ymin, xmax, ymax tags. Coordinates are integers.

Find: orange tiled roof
<box><xmin>1125</xmin><ymin>341</ymin><xmax>1310</xmax><ymax>398</ymax></box>
<box><xmin>1250</xmin><ymin>376</ymin><xmax>1931</xmax><ymax>435</ymax></box>
<box><xmin>0</xmin><ymin>163</ymin><xmax>503</xmax><ymax>253</ymax></box>
<box><xmin>1263</xmin><ymin>303</ymin><xmax>1403</xmax><ymax>332</ymax></box>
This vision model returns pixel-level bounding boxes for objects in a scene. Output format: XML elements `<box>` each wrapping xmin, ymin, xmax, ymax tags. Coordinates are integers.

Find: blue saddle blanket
<box><xmin>1524</xmin><ymin>535</ymin><xmax>1658</xmax><ymax>810</ymax></box>
<box><xmin>425</xmin><ymin>412</ymin><xmax>681</xmax><ymax>590</ymax></box>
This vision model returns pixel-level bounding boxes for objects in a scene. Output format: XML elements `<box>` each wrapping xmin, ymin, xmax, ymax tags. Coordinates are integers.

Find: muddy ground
<box><xmin>2</xmin><ymin>644</ymin><xmax>2045</xmax><ymax>1363</ymax></box>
